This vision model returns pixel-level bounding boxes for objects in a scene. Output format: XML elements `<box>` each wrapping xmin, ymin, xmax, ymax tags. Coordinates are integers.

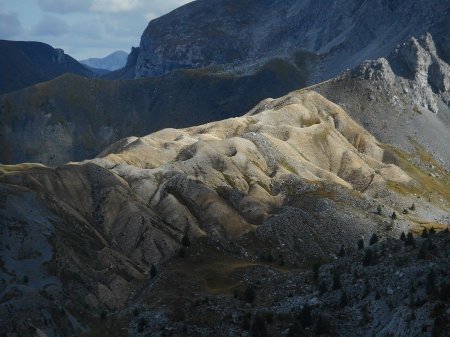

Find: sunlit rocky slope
<box><xmin>1</xmin><ymin>90</ymin><xmax>449</xmax><ymax>336</ymax></box>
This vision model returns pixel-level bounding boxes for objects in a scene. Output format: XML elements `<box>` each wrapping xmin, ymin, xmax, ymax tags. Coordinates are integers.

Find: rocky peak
<box><xmin>52</xmin><ymin>48</ymin><xmax>66</xmax><ymax>64</ymax></box>
<box><xmin>353</xmin><ymin>33</ymin><xmax>450</xmax><ymax>113</ymax></box>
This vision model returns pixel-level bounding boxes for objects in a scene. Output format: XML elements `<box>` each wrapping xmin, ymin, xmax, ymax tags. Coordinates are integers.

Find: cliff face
<box><xmin>128</xmin><ymin>0</ymin><xmax>450</xmax><ymax>80</ymax></box>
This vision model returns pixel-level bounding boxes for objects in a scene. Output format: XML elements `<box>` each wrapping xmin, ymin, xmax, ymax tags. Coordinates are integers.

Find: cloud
<box><xmin>0</xmin><ymin>11</ymin><xmax>23</xmax><ymax>38</ymax></box>
<box><xmin>91</xmin><ymin>0</ymin><xmax>141</xmax><ymax>13</ymax></box>
<box><xmin>32</xmin><ymin>15</ymin><xmax>69</xmax><ymax>36</ymax></box>
<box><xmin>38</xmin><ymin>0</ymin><xmax>91</xmax><ymax>13</ymax></box>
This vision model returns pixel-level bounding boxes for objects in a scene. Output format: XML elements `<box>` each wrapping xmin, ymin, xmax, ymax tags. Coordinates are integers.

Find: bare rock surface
<box><xmin>1</xmin><ymin>90</ymin><xmax>448</xmax><ymax>335</ymax></box>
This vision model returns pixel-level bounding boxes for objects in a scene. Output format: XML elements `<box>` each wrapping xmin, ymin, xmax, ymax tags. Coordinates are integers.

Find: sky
<box><xmin>0</xmin><ymin>0</ymin><xmax>192</xmax><ymax>60</ymax></box>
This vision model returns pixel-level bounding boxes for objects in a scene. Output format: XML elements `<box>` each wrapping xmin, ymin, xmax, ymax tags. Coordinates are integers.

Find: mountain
<box><xmin>80</xmin><ymin>50</ymin><xmax>128</xmax><ymax>72</ymax></box>
<box><xmin>1</xmin><ymin>89</ymin><xmax>448</xmax><ymax>335</ymax></box>
<box><xmin>1</xmin><ymin>33</ymin><xmax>449</xmax><ymax>169</ymax></box>
<box><xmin>0</xmin><ymin>55</ymin><xmax>312</xmax><ymax>165</ymax></box>
<box><xmin>0</xmin><ymin>40</ymin><xmax>94</xmax><ymax>95</ymax></box>
<box><xmin>315</xmin><ymin>33</ymin><xmax>450</xmax><ymax>168</ymax></box>
<box><xmin>121</xmin><ymin>0</ymin><xmax>450</xmax><ymax>80</ymax></box>
<box><xmin>1</xmin><ymin>0</ymin><xmax>449</xmax><ymax>167</ymax></box>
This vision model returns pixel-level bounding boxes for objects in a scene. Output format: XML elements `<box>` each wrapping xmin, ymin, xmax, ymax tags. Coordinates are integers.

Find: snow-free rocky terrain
<box><xmin>1</xmin><ymin>90</ymin><xmax>449</xmax><ymax>336</ymax></box>
<box><xmin>1</xmin><ymin>0</ymin><xmax>449</xmax><ymax>166</ymax></box>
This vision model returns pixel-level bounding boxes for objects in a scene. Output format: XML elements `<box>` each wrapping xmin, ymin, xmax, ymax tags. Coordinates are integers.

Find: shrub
<box><xmin>410</xmin><ymin>203</ymin><xmax>415</xmax><ymax>211</ymax></box>
<box><xmin>376</xmin><ymin>205</ymin><xmax>383</xmax><ymax>215</ymax></box>
<box><xmin>369</xmin><ymin>234</ymin><xmax>379</xmax><ymax>245</ymax></box>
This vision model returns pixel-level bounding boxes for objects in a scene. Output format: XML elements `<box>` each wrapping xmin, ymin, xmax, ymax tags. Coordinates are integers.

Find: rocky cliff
<box><xmin>125</xmin><ymin>0</ymin><xmax>450</xmax><ymax>80</ymax></box>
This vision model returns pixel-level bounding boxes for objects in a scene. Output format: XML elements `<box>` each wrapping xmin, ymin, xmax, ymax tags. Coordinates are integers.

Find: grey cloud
<box><xmin>32</xmin><ymin>15</ymin><xmax>69</xmax><ymax>36</ymax></box>
<box><xmin>0</xmin><ymin>11</ymin><xmax>23</xmax><ymax>39</ymax></box>
<box><xmin>38</xmin><ymin>0</ymin><xmax>92</xmax><ymax>13</ymax></box>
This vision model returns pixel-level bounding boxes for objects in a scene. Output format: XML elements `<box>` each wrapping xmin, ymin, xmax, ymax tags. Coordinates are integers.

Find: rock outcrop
<box><xmin>315</xmin><ymin>33</ymin><xmax>450</xmax><ymax>168</ymax></box>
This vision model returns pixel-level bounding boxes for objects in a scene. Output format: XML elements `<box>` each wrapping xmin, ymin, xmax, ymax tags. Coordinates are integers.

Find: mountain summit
<box><xmin>80</xmin><ymin>50</ymin><xmax>128</xmax><ymax>71</ymax></box>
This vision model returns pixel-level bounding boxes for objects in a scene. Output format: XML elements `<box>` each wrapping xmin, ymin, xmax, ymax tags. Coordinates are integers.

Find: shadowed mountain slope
<box><xmin>120</xmin><ymin>0</ymin><xmax>450</xmax><ymax>80</ymax></box>
<box><xmin>0</xmin><ymin>40</ymin><xmax>94</xmax><ymax>95</ymax></box>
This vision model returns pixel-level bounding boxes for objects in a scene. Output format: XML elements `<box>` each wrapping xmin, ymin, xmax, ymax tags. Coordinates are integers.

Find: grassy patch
<box><xmin>382</xmin><ymin>144</ymin><xmax>450</xmax><ymax>205</ymax></box>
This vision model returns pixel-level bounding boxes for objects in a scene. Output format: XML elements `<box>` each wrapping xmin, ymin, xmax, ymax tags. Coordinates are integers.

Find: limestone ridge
<box><xmin>314</xmin><ymin>33</ymin><xmax>450</xmax><ymax>167</ymax></box>
<box><xmin>357</xmin><ymin>33</ymin><xmax>450</xmax><ymax>114</ymax></box>
<box><xmin>123</xmin><ymin>0</ymin><xmax>450</xmax><ymax>80</ymax></box>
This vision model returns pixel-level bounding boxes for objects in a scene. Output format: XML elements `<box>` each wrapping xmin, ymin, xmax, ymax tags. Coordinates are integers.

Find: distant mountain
<box><xmin>118</xmin><ymin>0</ymin><xmax>449</xmax><ymax>81</ymax></box>
<box><xmin>0</xmin><ymin>40</ymin><xmax>94</xmax><ymax>94</ymax></box>
<box><xmin>80</xmin><ymin>50</ymin><xmax>128</xmax><ymax>71</ymax></box>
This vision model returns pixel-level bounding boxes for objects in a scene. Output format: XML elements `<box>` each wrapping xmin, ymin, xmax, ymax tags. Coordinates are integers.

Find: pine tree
<box><xmin>340</xmin><ymin>291</ymin><xmax>348</xmax><ymax>307</ymax></box>
<box><xmin>338</xmin><ymin>245</ymin><xmax>346</xmax><ymax>257</ymax></box>
<box><xmin>421</xmin><ymin>228</ymin><xmax>429</xmax><ymax>238</ymax></box>
<box><xmin>181</xmin><ymin>234</ymin><xmax>191</xmax><ymax>247</ymax></box>
<box><xmin>244</xmin><ymin>285</ymin><xmax>256</xmax><ymax>304</ymax></box>
<box><xmin>312</xmin><ymin>261</ymin><xmax>321</xmax><ymax>281</ymax></box>
<box><xmin>376</xmin><ymin>205</ymin><xmax>383</xmax><ymax>215</ymax></box>
<box><xmin>410</xmin><ymin>203</ymin><xmax>415</xmax><ymax>211</ymax></box>
<box><xmin>358</xmin><ymin>238</ymin><xmax>365</xmax><ymax>250</ymax></box>
<box><xmin>400</xmin><ymin>232</ymin><xmax>406</xmax><ymax>241</ymax></box>
<box><xmin>150</xmin><ymin>264</ymin><xmax>157</xmax><ymax>278</ymax></box>
<box><xmin>332</xmin><ymin>270</ymin><xmax>341</xmax><ymax>290</ymax></box>
<box><xmin>429</xmin><ymin>227</ymin><xmax>436</xmax><ymax>235</ymax></box>
<box><xmin>299</xmin><ymin>304</ymin><xmax>312</xmax><ymax>327</ymax></box>
<box><xmin>363</xmin><ymin>249</ymin><xmax>375</xmax><ymax>266</ymax></box>
<box><xmin>391</xmin><ymin>212</ymin><xmax>397</xmax><ymax>220</ymax></box>
<box><xmin>405</xmin><ymin>232</ymin><xmax>415</xmax><ymax>247</ymax></box>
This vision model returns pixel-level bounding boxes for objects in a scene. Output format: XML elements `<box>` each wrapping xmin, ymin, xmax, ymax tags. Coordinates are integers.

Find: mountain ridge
<box><xmin>0</xmin><ymin>40</ymin><xmax>94</xmax><ymax>95</ymax></box>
